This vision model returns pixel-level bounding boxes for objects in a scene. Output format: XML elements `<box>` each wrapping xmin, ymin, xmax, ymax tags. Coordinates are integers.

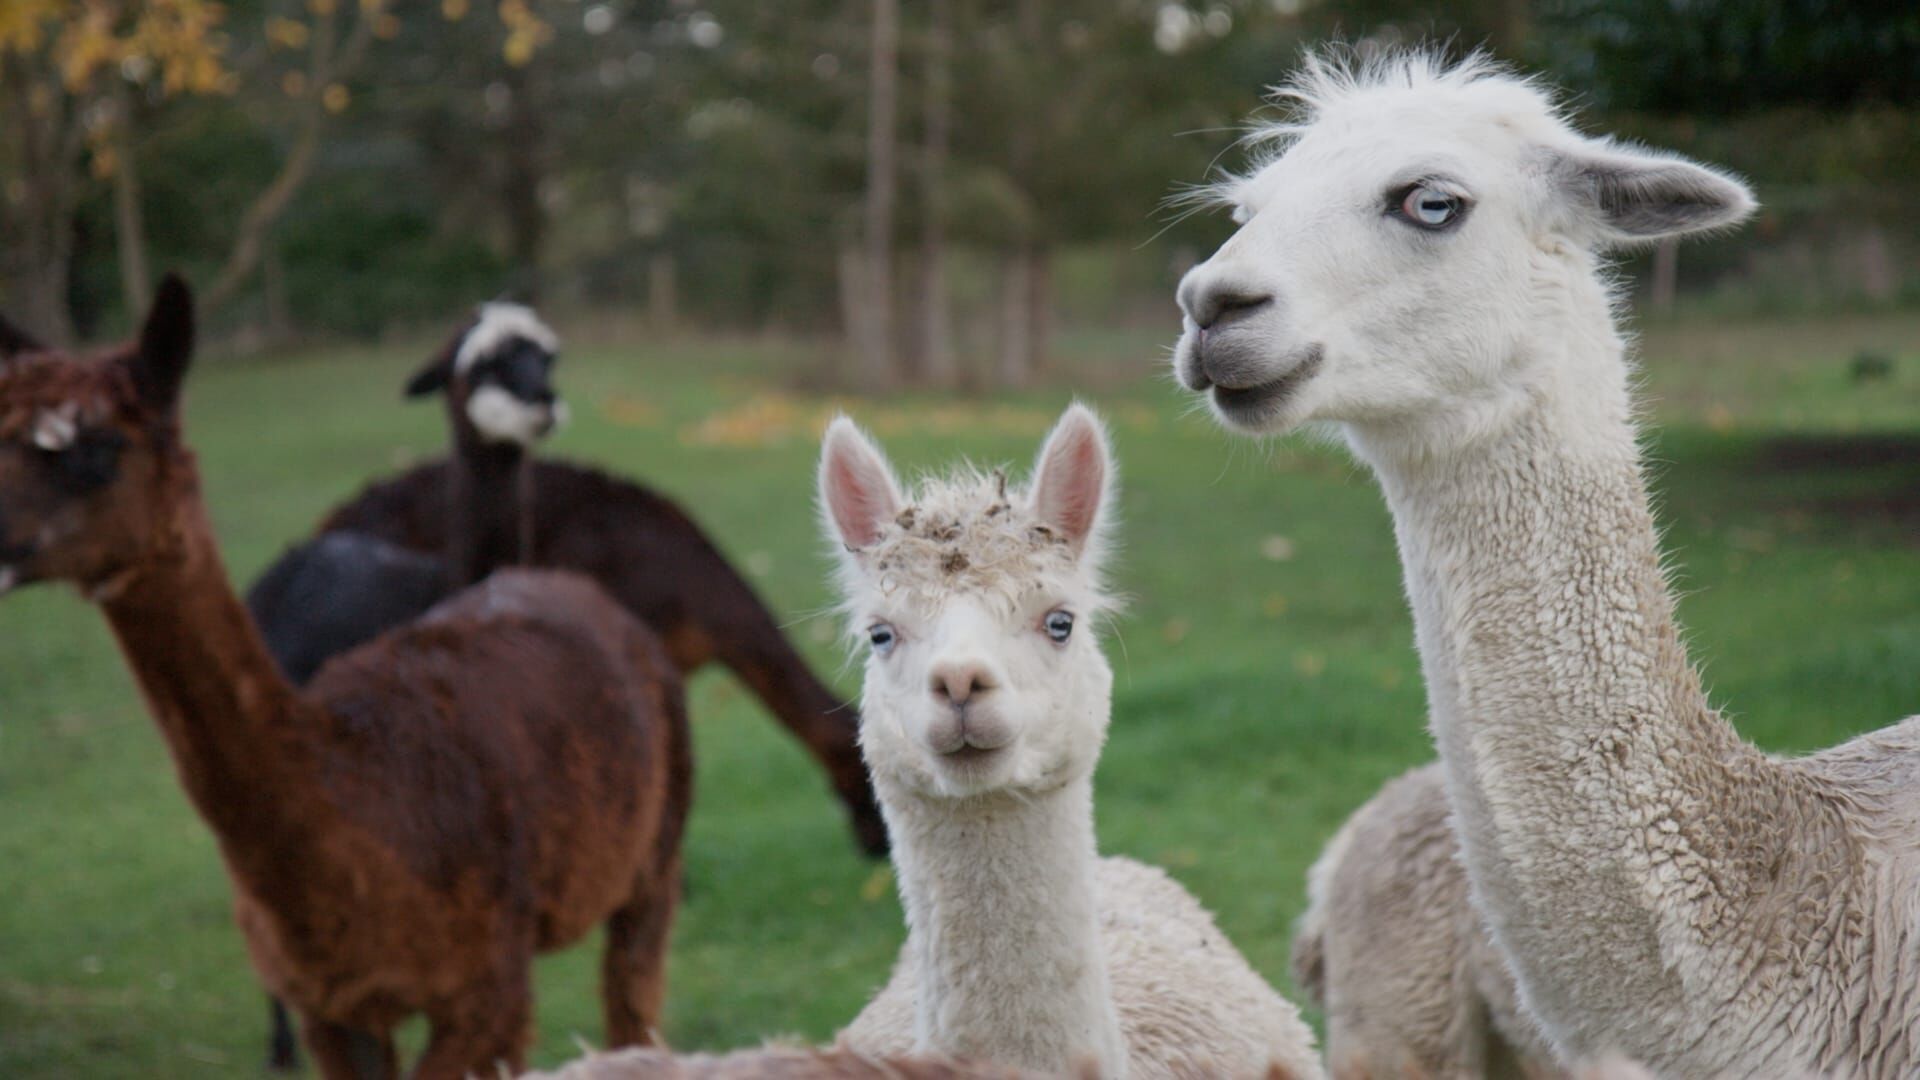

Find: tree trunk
<box><xmin>1026</xmin><ymin>243</ymin><xmax>1052</xmax><ymax>376</ymax></box>
<box><xmin>263</xmin><ymin>233</ymin><xmax>292</xmax><ymax>340</ymax></box>
<box><xmin>1493</xmin><ymin>0</ymin><xmax>1532</xmax><ymax>58</ymax></box>
<box><xmin>996</xmin><ymin>247</ymin><xmax>1033</xmax><ymax>389</ymax></box>
<box><xmin>859</xmin><ymin>0</ymin><xmax>900</xmax><ymax>389</ymax></box>
<box><xmin>501</xmin><ymin>63</ymin><xmax>547</xmax><ymax>302</ymax></box>
<box><xmin>201</xmin><ymin>5</ymin><xmax>376</xmax><ymax>315</ymax></box>
<box><xmin>648</xmin><ymin>251</ymin><xmax>678</xmax><ymax>332</ymax></box>
<box><xmin>837</xmin><ymin>236</ymin><xmax>868</xmax><ymax>382</ymax></box>
<box><xmin>3</xmin><ymin>61</ymin><xmax>81</xmax><ymax>343</ymax></box>
<box><xmin>916</xmin><ymin>0</ymin><xmax>956</xmax><ymax>387</ymax></box>
<box><xmin>109</xmin><ymin>86</ymin><xmax>153</xmax><ymax>317</ymax></box>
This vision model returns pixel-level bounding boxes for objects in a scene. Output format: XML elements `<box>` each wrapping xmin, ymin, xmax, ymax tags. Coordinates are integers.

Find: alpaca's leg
<box><xmin>601</xmin><ymin>859</ymin><xmax>681</xmax><ymax>1047</ymax></box>
<box><xmin>266</xmin><ymin>995</ymin><xmax>301</xmax><ymax>1072</ymax></box>
<box><xmin>300</xmin><ymin>1016</ymin><xmax>397</xmax><ymax>1080</ymax></box>
<box><xmin>413</xmin><ymin>969</ymin><xmax>534</xmax><ymax>1080</ymax></box>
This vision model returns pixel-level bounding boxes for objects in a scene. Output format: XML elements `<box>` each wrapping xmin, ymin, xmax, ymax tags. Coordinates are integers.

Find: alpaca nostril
<box><xmin>929</xmin><ymin>665</ymin><xmax>994</xmax><ymax>709</ymax></box>
<box><xmin>1195</xmin><ymin>290</ymin><xmax>1273</xmax><ymax>331</ymax></box>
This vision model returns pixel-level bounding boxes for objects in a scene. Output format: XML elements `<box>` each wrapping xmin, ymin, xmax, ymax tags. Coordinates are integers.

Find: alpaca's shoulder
<box><xmin>1796</xmin><ymin>714</ymin><xmax>1920</xmax><ymax>838</ymax></box>
<box><xmin>1094</xmin><ymin>856</ymin><xmax>1325</xmax><ymax>1079</ymax></box>
<box><xmin>838</xmin><ymin>941</ymin><xmax>917</xmax><ymax>1057</ymax></box>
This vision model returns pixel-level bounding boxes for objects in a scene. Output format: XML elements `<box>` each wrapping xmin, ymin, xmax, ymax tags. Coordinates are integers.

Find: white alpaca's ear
<box><xmin>820</xmin><ymin>416</ymin><xmax>903</xmax><ymax>551</ymax></box>
<box><xmin>1030</xmin><ymin>403</ymin><xmax>1112</xmax><ymax>560</ymax></box>
<box><xmin>1556</xmin><ymin>140</ymin><xmax>1756</xmax><ymax>244</ymax></box>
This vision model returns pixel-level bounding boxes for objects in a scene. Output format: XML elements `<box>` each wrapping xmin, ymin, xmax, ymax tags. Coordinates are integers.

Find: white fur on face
<box><xmin>819</xmin><ymin>408</ymin><xmax>1118</xmax><ymax>800</ymax></box>
<box><xmin>1172</xmin><ymin>51</ymin><xmax>1753</xmax><ymax>447</ymax></box>
<box><xmin>465</xmin><ymin>384</ymin><xmax>560</xmax><ymax>446</ymax></box>
<box><xmin>455</xmin><ymin>302</ymin><xmax>559</xmax><ymax>375</ymax></box>
<box><xmin>31</xmin><ymin>404</ymin><xmax>78</xmax><ymax>451</ymax></box>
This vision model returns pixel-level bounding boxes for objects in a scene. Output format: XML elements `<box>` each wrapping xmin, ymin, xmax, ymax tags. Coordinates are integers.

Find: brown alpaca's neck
<box><xmin>449</xmin><ymin>424</ymin><xmax>532</xmax><ymax>584</ymax></box>
<box><xmin>99</xmin><ymin>475</ymin><xmax>326</xmax><ymax>881</ymax></box>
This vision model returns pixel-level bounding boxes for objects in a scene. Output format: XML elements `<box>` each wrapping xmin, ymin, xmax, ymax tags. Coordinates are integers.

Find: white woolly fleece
<box><xmin>454</xmin><ymin>302</ymin><xmax>559</xmax><ymax>374</ymax></box>
<box><xmin>465</xmin><ymin>385</ymin><xmax>567</xmax><ymax>447</ymax></box>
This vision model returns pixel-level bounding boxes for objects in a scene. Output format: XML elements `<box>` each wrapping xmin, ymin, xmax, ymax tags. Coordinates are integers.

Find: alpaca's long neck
<box><xmin>881</xmin><ymin>773</ymin><xmax>1125</xmax><ymax>1077</ymax></box>
<box><xmin>1349</xmin><ymin>268</ymin><xmax>1850</xmax><ymax>1063</ymax></box>
<box><xmin>99</xmin><ymin>472</ymin><xmax>332</xmax><ymax>896</ymax></box>
<box><xmin>449</xmin><ymin>427</ymin><xmax>531</xmax><ymax>585</ymax></box>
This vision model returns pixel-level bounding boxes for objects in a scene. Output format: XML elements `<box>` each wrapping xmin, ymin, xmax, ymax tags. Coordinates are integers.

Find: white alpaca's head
<box><xmin>819</xmin><ymin>405</ymin><xmax>1117</xmax><ymax>801</ymax></box>
<box><xmin>1173</xmin><ymin>50</ymin><xmax>1755</xmax><ymax>441</ymax></box>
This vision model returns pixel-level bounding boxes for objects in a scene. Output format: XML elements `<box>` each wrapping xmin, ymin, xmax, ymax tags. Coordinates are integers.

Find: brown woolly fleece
<box><xmin>320</xmin><ymin>455</ymin><xmax>886</xmax><ymax>855</ymax></box>
<box><xmin>0</xmin><ymin>278</ymin><xmax>692</xmax><ymax>1079</ymax></box>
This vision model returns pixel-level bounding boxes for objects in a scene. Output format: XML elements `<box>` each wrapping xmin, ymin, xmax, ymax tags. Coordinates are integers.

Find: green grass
<box><xmin>2</xmin><ymin>313</ymin><xmax>1917</xmax><ymax>1076</ymax></box>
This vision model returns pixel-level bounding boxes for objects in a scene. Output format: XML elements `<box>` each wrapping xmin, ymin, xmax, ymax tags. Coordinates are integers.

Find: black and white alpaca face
<box><xmin>406</xmin><ymin>302</ymin><xmax>566</xmax><ymax>447</ymax></box>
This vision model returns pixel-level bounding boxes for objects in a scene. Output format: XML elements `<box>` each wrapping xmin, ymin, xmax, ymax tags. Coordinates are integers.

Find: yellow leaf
<box><xmin>503</xmin><ymin>31</ymin><xmax>533</xmax><ymax>66</ymax></box>
<box><xmin>860</xmin><ymin>865</ymin><xmax>893</xmax><ymax>903</ymax></box>
<box><xmin>265</xmin><ymin>16</ymin><xmax>309</xmax><ymax>49</ymax></box>
<box><xmin>321</xmin><ymin>82</ymin><xmax>349</xmax><ymax>113</ymax></box>
<box><xmin>441</xmin><ymin>0</ymin><xmax>469</xmax><ymax>20</ymax></box>
<box><xmin>373</xmin><ymin>12</ymin><xmax>399</xmax><ymax>38</ymax></box>
<box><xmin>307</xmin><ymin>0</ymin><xmax>336</xmax><ymax>16</ymax></box>
<box><xmin>281</xmin><ymin>69</ymin><xmax>307</xmax><ymax>97</ymax></box>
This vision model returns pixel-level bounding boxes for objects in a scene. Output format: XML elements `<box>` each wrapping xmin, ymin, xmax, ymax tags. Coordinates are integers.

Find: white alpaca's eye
<box><xmin>1044</xmin><ymin>610</ymin><xmax>1074</xmax><ymax>644</ymax></box>
<box><xmin>868</xmin><ymin>622</ymin><xmax>898</xmax><ymax>656</ymax></box>
<box><xmin>1397</xmin><ymin>185</ymin><xmax>1464</xmax><ymax>230</ymax></box>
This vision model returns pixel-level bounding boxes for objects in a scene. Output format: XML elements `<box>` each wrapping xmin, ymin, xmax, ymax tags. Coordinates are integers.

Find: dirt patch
<box><xmin>1754</xmin><ymin>434</ymin><xmax>1920</xmax><ymax>539</ymax></box>
<box><xmin>1757</xmin><ymin>434</ymin><xmax>1920</xmax><ymax>472</ymax></box>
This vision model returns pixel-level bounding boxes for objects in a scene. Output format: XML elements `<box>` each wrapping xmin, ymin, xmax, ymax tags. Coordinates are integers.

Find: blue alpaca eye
<box><xmin>1396</xmin><ymin>184</ymin><xmax>1465</xmax><ymax>230</ymax></box>
<box><xmin>869</xmin><ymin>623</ymin><xmax>897</xmax><ymax>655</ymax></box>
<box><xmin>1044</xmin><ymin>610</ymin><xmax>1074</xmax><ymax>644</ymax></box>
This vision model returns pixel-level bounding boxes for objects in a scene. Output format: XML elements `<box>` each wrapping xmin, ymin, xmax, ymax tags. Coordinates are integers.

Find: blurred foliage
<box><xmin>4</xmin><ymin>0</ymin><xmax>1918</xmax><ymax>342</ymax></box>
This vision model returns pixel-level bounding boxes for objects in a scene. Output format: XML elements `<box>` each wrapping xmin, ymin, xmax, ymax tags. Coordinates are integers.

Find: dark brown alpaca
<box><xmin>322</xmin><ymin>343</ymin><xmax>886</xmax><ymax>856</ymax></box>
<box><xmin>0</xmin><ymin>278</ymin><xmax>692</xmax><ymax>1079</ymax></box>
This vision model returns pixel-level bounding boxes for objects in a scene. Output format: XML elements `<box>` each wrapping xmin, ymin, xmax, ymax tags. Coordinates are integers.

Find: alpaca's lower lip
<box><xmin>1211</xmin><ymin>348</ymin><xmax>1323</xmax><ymax>424</ymax></box>
<box><xmin>939</xmin><ymin>742</ymin><xmax>1006</xmax><ymax>766</ymax></box>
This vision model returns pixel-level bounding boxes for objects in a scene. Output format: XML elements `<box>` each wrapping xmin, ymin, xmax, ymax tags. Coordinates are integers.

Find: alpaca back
<box><xmin>848</xmin><ymin>856</ymin><xmax>1322</xmax><ymax>1080</ymax></box>
<box><xmin>303</xmin><ymin>568</ymin><xmax>690</xmax><ymax>948</ymax></box>
<box><xmin>526</xmin><ymin>1045</ymin><xmax>1049</xmax><ymax>1079</ymax></box>
<box><xmin>1296</xmin><ymin>764</ymin><xmax>1561</xmax><ymax>1079</ymax></box>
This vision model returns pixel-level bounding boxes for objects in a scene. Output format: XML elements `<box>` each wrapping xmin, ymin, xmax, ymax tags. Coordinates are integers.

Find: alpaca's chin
<box><xmin>1206</xmin><ymin>348</ymin><xmax>1322</xmax><ymax>435</ymax></box>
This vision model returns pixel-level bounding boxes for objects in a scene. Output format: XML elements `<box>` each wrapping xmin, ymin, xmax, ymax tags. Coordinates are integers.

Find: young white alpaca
<box><xmin>822</xmin><ymin>407</ymin><xmax>1323</xmax><ymax>1080</ymax></box>
<box><xmin>1293</xmin><ymin>764</ymin><xmax>1562</xmax><ymax>1079</ymax></box>
<box><xmin>1173</xmin><ymin>51</ymin><xmax>1920</xmax><ymax>1078</ymax></box>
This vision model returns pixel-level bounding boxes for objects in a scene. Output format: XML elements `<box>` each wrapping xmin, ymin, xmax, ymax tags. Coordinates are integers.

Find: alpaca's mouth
<box><xmin>1210</xmin><ymin>347</ymin><xmax>1323</xmax><ymax>427</ymax></box>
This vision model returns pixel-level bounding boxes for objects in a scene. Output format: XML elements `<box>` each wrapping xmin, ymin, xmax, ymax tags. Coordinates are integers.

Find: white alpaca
<box><xmin>1173</xmin><ymin>51</ymin><xmax>1920</xmax><ymax>1078</ymax></box>
<box><xmin>1293</xmin><ymin>763</ymin><xmax>1562</xmax><ymax>1079</ymax></box>
<box><xmin>821</xmin><ymin>407</ymin><xmax>1323</xmax><ymax>1080</ymax></box>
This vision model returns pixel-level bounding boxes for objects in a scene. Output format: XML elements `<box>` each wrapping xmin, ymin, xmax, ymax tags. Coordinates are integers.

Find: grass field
<box><xmin>2</xmin><ymin>312</ymin><xmax>1917</xmax><ymax>1076</ymax></box>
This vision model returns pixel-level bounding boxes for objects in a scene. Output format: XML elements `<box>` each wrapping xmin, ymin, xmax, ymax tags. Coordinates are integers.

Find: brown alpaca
<box><xmin>319</xmin><ymin>412</ymin><xmax>886</xmax><ymax>856</ymax></box>
<box><xmin>0</xmin><ymin>278</ymin><xmax>692</xmax><ymax>1078</ymax></box>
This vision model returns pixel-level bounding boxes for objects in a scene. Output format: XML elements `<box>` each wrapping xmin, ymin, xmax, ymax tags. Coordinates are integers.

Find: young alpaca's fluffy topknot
<box><xmin>822</xmin><ymin>409</ymin><xmax>1120</xmax><ymax>635</ymax></box>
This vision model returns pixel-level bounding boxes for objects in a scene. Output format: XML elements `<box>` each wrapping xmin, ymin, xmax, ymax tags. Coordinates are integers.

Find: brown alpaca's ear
<box><xmin>131</xmin><ymin>273</ymin><xmax>196</xmax><ymax>411</ymax></box>
<box><xmin>1030</xmin><ymin>402</ymin><xmax>1112</xmax><ymax>557</ymax></box>
<box><xmin>819</xmin><ymin>416</ymin><xmax>902</xmax><ymax>551</ymax></box>
<box><xmin>0</xmin><ymin>312</ymin><xmax>45</xmax><ymax>361</ymax></box>
<box><xmin>404</xmin><ymin>340</ymin><xmax>459</xmax><ymax>398</ymax></box>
